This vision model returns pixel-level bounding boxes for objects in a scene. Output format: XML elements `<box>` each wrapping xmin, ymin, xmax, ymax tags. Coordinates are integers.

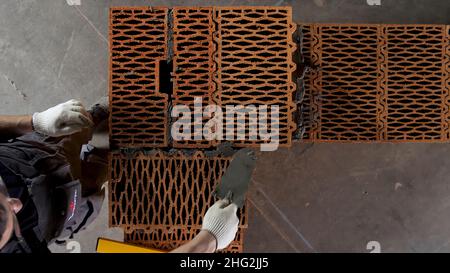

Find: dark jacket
<box><xmin>0</xmin><ymin>134</ymin><xmax>83</xmax><ymax>253</ymax></box>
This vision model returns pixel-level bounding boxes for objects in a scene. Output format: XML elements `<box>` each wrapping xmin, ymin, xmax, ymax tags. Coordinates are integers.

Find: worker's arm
<box><xmin>171</xmin><ymin>230</ymin><xmax>216</xmax><ymax>253</ymax></box>
<box><xmin>0</xmin><ymin>115</ymin><xmax>33</xmax><ymax>138</ymax></box>
<box><xmin>171</xmin><ymin>199</ymin><xmax>239</xmax><ymax>253</ymax></box>
<box><xmin>0</xmin><ymin>99</ymin><xmax>93</xmax><ymax>138</ymax></box>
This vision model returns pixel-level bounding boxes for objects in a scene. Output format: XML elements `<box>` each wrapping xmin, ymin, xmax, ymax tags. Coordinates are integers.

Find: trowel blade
<box><xmin>215</xmin><ymin>148</ymin><xmax>257</xmax><ymax>208</ymax></box>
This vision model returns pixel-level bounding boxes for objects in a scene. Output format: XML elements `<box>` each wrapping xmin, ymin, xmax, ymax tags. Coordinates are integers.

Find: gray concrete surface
<box><xmin>0</xmin><ymin>0</ymin><xmax>449</xmax><ymax>253</ymax></box>
<box><xmin>248</xmin><ymin>143</ymin><xmax>450</xmax><ymax>252</ymax></box>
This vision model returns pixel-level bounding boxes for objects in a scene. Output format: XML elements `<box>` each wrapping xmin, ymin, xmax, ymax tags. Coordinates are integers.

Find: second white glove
<box><xmin>202</xmin><ymin>199</ymin><xmax>239</xmax><ymax>250</ymax></box>
<box><xmin>32</xmin><ymin>99</ymin><xmax>94</xmax><ymax>137</ymax></box>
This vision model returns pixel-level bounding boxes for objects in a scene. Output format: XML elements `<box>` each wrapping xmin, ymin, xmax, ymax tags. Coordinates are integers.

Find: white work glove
<box><xmin>32</xmin><ymin>99</ymin><xmax>94</xmax><ymax>137</ymax></box>
<box><xmin>202</xmin><ymin>199</ymin><xmax>239</xmax><ymax>250</ymax></box>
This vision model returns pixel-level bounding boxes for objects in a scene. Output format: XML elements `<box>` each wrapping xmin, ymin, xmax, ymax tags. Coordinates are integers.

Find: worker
<box><xmin>0</xmin><ymin>99</ymin><xmax>239</xmax><ymax>253</ymax></box>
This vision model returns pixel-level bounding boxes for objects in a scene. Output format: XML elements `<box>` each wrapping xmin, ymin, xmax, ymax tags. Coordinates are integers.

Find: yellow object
<box><xmin>96</xmin><ymin>238</ymin><xmax>166</xmax><ymax>253</ymax></box>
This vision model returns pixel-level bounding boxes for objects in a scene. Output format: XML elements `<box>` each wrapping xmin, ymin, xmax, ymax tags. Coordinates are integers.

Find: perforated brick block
<box><xmin>214</xmin><ymin>7</ymin><xmax>297</xmax><ymax>147</ymax></box>
<box><xmin>110</xmin><ymin>7</ymin><xmax>169</xmax><ymax>148</ymax></box>
<box><xmin>109</xmin><ymin>151</ymin><xmax>248</xmax><ymax>252</ymax></box>
<box><xmin>171</xmin><ymin>7</ymin><xmax>218</xmax><ymax>148</ymax></box>
<box><xmin>300</xmin><ymin>24</ymin><xmax>450</xmax><ymax>142</ymax></box>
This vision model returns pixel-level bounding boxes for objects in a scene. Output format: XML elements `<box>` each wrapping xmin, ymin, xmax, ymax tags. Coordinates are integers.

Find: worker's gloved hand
<box><xmin>201</xmin><ymin>199</ymin><xmax>239</xmax><ymax>250</ymax></box>
<box><xmin>32</xmin><ymin>99</ymin><xmax>94</xmax><ymax>137</ymax></box>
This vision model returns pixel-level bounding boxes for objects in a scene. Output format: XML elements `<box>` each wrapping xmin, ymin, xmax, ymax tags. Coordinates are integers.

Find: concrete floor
<box><xmin>0</xmin><ymin>0</ymin><xmax>449</xmax><ymax>253</ymax></box>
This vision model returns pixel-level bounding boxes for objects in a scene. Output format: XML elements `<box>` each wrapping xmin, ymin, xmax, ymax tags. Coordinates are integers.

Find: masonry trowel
<box><xmin>215</xmin><ymin>148</ymin><xmax>257</xmax><ymax>208</ymax></box>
